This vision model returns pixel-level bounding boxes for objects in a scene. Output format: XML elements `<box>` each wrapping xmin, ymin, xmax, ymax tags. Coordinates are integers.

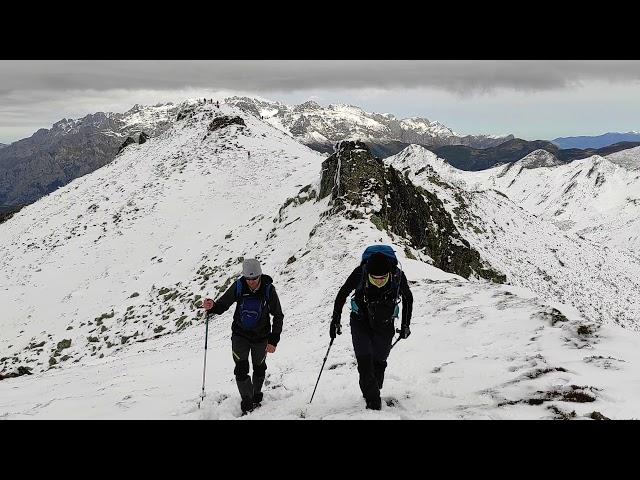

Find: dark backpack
<box><xmin>352</xmin><ymin>245</ymin><xmax>402</xmax><ymax>329</ymax></box>
<box><xmin>235</xmin><ymin>278</ymin><xmax>272</xmax><ymax>330</ymax></box>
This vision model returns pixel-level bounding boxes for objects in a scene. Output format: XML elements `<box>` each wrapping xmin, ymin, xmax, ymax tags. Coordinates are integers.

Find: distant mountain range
<box><xmin>227</xmin><ymin>97</ymin><xmax>640</xmax><ymax>170</ymax></box>
<box><xmin>1</xmin><ymin>95</ymin><xmax>639</xmax><ymax>208</ymax></box>
<box><xmin>552</xmin><ymin>132</ymin><xmax>640</xmax><ymax>149</ymax></box>
<box><xmin>226</xmin><ymin>96</ymin><xmax>514</xmax><ymax>152</ymax></box>
<box><xmin>0</xmin><ymin>103</ymin><xmax>179</xmax><ymax>206</ymax></box>
<box><xmin>468</xmin><ymin>146</ymin><xmax>640</xmax><ymax>252</ymax></box>
<box><xmin>430</xmin><ymin>139</ymin><xmax>640</xmax><ymax>171</ymax></box>
<box><xmin>0</xmin><ymin>97</ymin><xmax>516</xmax><ymax>208</ymax></box>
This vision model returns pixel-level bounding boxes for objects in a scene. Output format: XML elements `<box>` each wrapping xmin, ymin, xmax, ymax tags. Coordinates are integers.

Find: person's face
<box><xmin>246</xmin><ymin>275</ymin><xmax>261</xmax><ymax>290</ymax></box>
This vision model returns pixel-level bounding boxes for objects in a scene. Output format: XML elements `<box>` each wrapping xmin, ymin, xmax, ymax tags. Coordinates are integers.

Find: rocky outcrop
<box><xmin>0</xmin><ymin>205</ymin><xmax>22</xmax><ymax>225</ymax></box>
<box><xmin>117</xmin><ymin>132</ymin><xmax>150</xmax><ymax>155</ymax></box>
<box><xmin>319</xmin><ymin>140</ymin><xmax>505</xmax><ymax>282</ymax></box>
<box><xmin>0</xmin><ymin>365</ymin><xmax>32</xmax><ymax>381</ymax></box>
<box><xmin>208</xmin><ymin>116</ymin><xmax>246</xmax><ymax>132</ymax></box>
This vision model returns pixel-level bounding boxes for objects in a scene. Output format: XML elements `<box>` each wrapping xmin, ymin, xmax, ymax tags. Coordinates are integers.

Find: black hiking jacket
<box><xmin>332</xmin><ymin>265</ymin><xmax>413</xmax><ymax>327</ymax></box>
<box><xmin>213</xmin><ymin>274</ymin><xmax>284</xmax><ymax>346</ymax></box>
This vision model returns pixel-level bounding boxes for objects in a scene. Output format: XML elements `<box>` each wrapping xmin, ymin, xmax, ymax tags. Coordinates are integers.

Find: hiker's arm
<box><xmin>400</xmin><ymin>272</ymin><xmax>413</xmax><ymax>326</ymax></box>
<box><xmin>268</xmin><ymin>286</ymin><xmax>284</xmax><ymax>346</ymax></box>
<box><xmin>212</xmin><ymin>283</ymin><xmax>237</xmax><ymax>315</ymax></box>
<box><xmin>332</xmin><ymin>267</ymin><xmax>360</xmax><ymax>322</ymax></box>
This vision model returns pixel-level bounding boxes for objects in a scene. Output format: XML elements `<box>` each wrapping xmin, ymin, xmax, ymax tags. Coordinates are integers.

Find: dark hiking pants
<box><xmin>350</xmin><ymin>314</ymin><xmax>395</xmax><ymax>403</ymax></box>
<box><xmin>232</xmin><ymin>334</ymin><xmax>268</xmax><ymax>401</ymax></box>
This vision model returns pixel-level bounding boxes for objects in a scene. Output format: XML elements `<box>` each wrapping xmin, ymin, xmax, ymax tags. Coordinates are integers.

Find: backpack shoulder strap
<box><xmin>393</xmin><ymin>265</ymin><xmax>403</xmax><ymax>302</ymax></box>
<box><xmin>235</xmin><ymin>278</ymin><xmax>243</xmax><ymax>299</ymax></box>
<box><xmin>355</xmin><ymin>263</ymin><xmax>367</xmax><ymax>294</ymax></box>
<box><xmin>264</xmin><ymin>283</ymin><xmax>272</xmax><ymax>303</ymax></box>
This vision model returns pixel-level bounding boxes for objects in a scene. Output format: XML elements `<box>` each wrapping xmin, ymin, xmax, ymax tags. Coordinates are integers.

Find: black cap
<box><xmin>367</xmin><ymin>253</ymin><xmax>391</xmax><ymax>276</ymax></box>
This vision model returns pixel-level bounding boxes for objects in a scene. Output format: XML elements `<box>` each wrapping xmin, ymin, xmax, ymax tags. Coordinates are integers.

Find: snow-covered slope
<box><xmin>470</xmin><ymin>153</ymin><xmax>640</xmax><ymax>251</ymax></box>
<box><xmin>512</xmin><ymin>149</ymin><xmax>563</xmax><ymax>169</ymax></box>
<box><xmin>387</xmin><ymin>145</ymin><xmax>640</xmax><ymax>331</ymax></box>
<box><xmin>1</xmin><ymin>110</ymin><xmax>639</xmax><ymax>420</ymax></box>
<box><xmin>0</xmin><ymin>101</ymin><xmax>326</xmax><ymax>376</ymax></box>
<box><xmin>606</xmin><ymin>145</ymin><xmax>640</xmax><ymax>171</ymax></box>
<box><xmin>3</xmin><ymin>259</ymin><xmax>639</xmax><ymax>420</ymax></box>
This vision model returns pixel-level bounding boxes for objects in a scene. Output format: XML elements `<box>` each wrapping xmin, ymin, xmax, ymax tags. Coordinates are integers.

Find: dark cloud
<box><xmin>1</xmin><ymin>60</ymin><xmax>640</xmax><ymax>95</ymax></box>
<box><xmin>2</xmin><ymin>60</ymin><xmax>639</xmax><ymax>143</ymax></box>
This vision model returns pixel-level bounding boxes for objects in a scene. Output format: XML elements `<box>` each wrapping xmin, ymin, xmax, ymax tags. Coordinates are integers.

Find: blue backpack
<box><xmin>352</xmin><ymin>245</ymin><xmax>402</xmax><ymax>326</ymax></box>
<box><xmin>361</xmin><ymin>245</ymin><xmax>399</xmax><ymax>267</ymax></box>
<box><xmin>235</xmin><ymin>278</ymin><xmax>272</xmax><ymax>329</ymax></box>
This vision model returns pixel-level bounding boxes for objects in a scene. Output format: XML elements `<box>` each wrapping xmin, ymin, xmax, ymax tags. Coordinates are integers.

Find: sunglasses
<box><xmin>245</xmin><ymin>275</ymin><xmax>261</xmax><ymax>281</ymax></box>
<box><xmin>370</xmin><ymin>274</ymin><xmax>389</xmax><ymax>280</ymax></box>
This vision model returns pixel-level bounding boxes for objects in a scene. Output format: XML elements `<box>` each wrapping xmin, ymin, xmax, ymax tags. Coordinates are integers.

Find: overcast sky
<box><xmin>1</xmin><ymin>60</ymin><xmax>639</xmax><ymax>144</ymax></box>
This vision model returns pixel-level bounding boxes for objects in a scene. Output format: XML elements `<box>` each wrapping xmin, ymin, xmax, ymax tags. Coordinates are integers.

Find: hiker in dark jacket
<box><xmin>203</xmin><ymin>258</ymin><xmax>284</xmax><ymax>414</ymax></box>
<box><xmin>331</xmin><ymin>251</ymin><xmax>413</xmax><ymax>410</ymax></box>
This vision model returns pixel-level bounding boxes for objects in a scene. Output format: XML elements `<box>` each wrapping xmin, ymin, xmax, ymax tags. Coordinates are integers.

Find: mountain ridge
<box><xmin>553</xmin><ymin>132</ymin><xmax>640</xmax><ymax>149</ymax></box>
<box><xmin>2</xmin><ymin>109</ymin><xmax>639</xmax><ymax>419</ymax></box>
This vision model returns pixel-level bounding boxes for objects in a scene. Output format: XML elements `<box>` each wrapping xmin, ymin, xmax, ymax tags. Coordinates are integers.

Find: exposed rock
<box><xmin>208</xmin><ymin>116</ymin><xmax>246</xmax><ymax>132</ymax></box>
<box><xmin>56</xmin><ymin>339</ymin><xmax>71</xmax><ymax>350</ymax></box>
<box><xmin>117</xmin><ymin>132</ymin><xmax>150</xmax><ymax>155</ymax></box>
<box><xmin>0</xmin><ymin>205</ymin><xmax>22</xmax><ymax>225</ymax></box>
<box><xmin>319</xmin><ymin>140</ymin><xmax>505</xmax><ymax>281</ymax></box>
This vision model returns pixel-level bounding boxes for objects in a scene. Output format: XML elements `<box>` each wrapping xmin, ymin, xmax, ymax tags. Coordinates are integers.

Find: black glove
<box><xmin>330</xmin><ymin>319</ymin><xmax>342</xmax><ymax>339</ymax></box>
<box><xmin>399</xmin><ymin>323</ymin><xmax>411</xmax><ymax>339</ymax></box>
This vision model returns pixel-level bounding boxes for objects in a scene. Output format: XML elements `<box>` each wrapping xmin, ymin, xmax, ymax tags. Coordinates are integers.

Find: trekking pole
<box><xmin>198</xmin><ymin>311</ymin><xmax>212</xmax><ymax>409</ymax></box>
<box><xmin>309</xmin><ymin>338</ymin><xmax>335</xmax><ymax>404</ymax></box>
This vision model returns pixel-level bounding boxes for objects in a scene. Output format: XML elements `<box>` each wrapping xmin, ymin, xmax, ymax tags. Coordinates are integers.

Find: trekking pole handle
<box><xmin>389</xmin><ymin>329</ymin><xmax>402</xmax><ymax>351</ymax></box>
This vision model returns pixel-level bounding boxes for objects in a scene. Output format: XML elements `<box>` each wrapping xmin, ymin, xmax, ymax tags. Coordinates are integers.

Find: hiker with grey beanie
<box><xmin>202</xmin><ymin>258</ymin><xmax>284</xmax><ymax>414</ymax></box>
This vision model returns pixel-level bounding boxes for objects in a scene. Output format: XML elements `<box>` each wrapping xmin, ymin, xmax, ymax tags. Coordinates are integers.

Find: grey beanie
<box><xmin>242</xmin><ymin>258</ymin><xmax>262</xmax><ymax>278</ymax></box>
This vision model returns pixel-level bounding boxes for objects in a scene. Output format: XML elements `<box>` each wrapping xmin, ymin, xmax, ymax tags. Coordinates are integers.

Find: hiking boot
<box><xmin>252</xmin><ymin>391</ymin><xmax>263</xmax><ymax>405</ymax></box>
<box><xmin>365</xmin><ymin>397</ymin><xmax>382</xmax><ymax>410</ymax></box>
<box><xmin>241</xmin><ymin>398</ymin><xmax>254</xmax><ymax>415</ymax></box>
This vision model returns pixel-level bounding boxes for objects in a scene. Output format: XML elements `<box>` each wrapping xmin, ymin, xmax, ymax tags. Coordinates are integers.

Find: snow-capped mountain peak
<box><xmin>606</xmin><ymin>145</ymin><xmax>640</xmax><ymax>171</ymax></box>
<box><xmin>226</xmin><ymin>96</ymin><xmax>512</xmax><ymax>153</ymax></box>
<box><xmin>513</xmin><ymin>149</ymin><xmax>563</xmax><ymax>169</ymax></box>
<box><xmin>387</xmin><ymin>144</ymin><xmax>468</xmax><ymax>187</ymax></box>
<box><xmin>399</xmin><ymin>118</ymin><xmax>457</xmax><ymax>137</ymax></box>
